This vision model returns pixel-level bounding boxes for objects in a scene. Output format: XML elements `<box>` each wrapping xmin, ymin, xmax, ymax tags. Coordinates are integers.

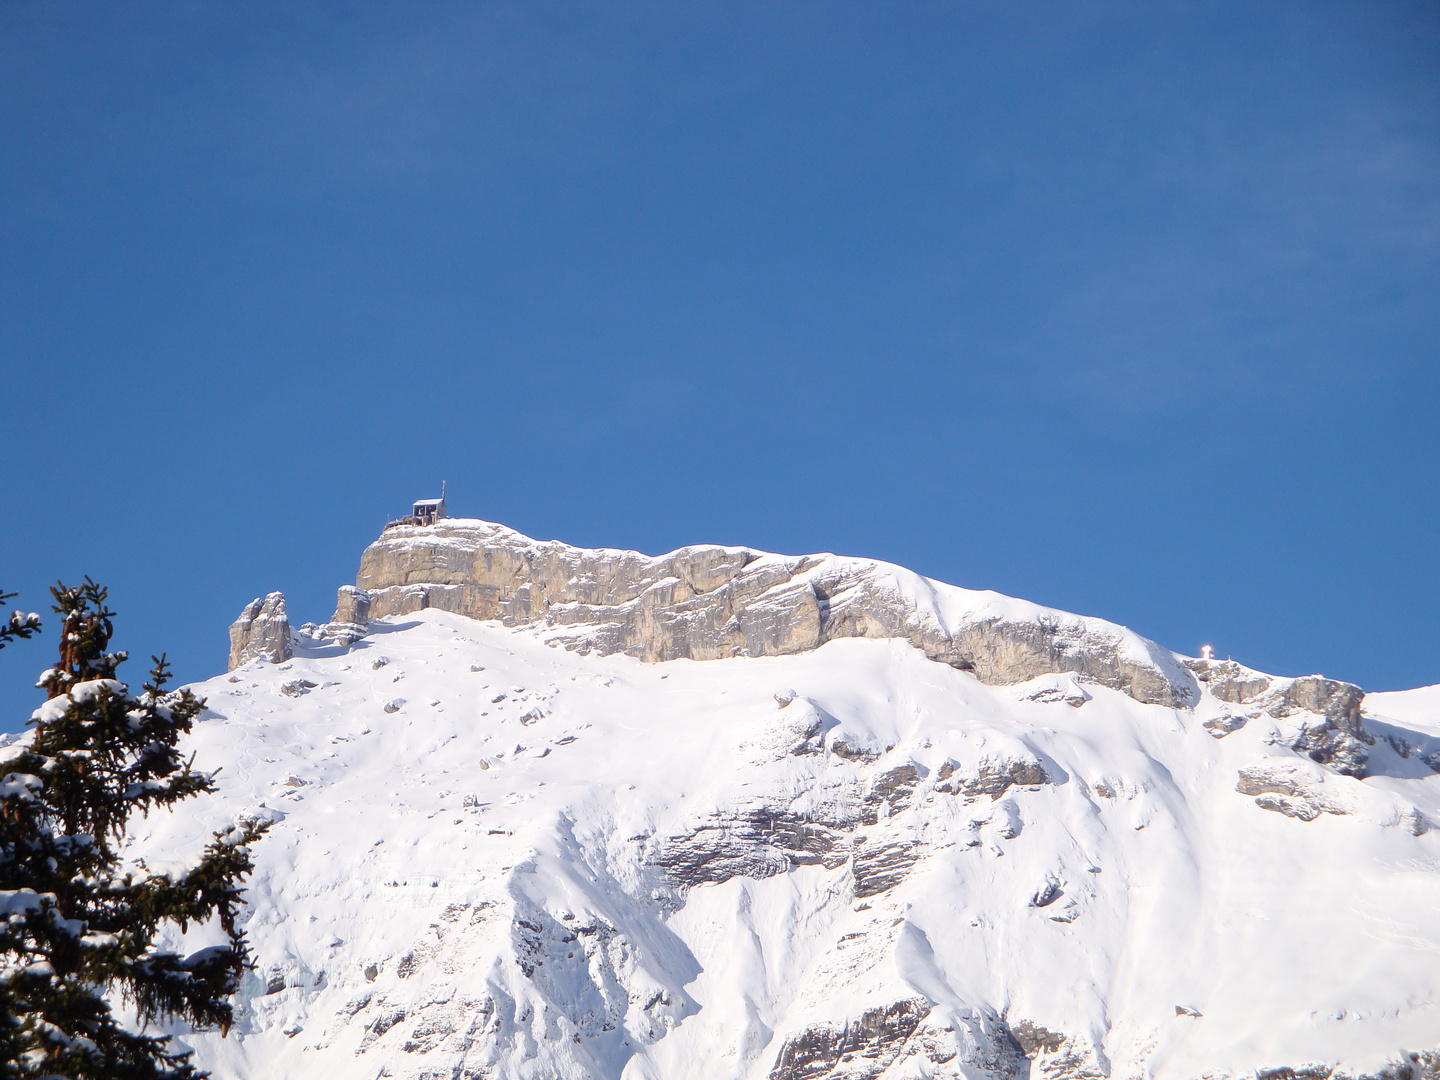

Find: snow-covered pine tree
<box><xmin>0</xmin><ymin>592</ymin><xmax>41</xmax><ymax>652</ymax></box>
<box><xmin>0</xmin><ymin>580</ymin><xmax>268</xmax><ymax>1079</ymax></box>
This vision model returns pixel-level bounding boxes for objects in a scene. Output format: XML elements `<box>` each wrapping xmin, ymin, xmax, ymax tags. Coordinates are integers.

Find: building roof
<box><xmin>414</xmin><ymin>498</ymin><xmax>445</xmax><ymax>507</ymax></box>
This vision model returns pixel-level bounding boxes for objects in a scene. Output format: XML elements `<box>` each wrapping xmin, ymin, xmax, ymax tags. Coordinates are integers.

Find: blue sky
<box><xmin>2</xmin><ymin>1</ymin><xmax>1437</xmax><ymax>729</ymax></box>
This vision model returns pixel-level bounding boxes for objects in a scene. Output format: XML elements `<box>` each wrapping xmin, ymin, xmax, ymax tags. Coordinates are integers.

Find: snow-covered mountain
<box><xmin>133</xmin><ymin>518</ymin><xmax>1440</xmax><ymax>1080</ymax></box>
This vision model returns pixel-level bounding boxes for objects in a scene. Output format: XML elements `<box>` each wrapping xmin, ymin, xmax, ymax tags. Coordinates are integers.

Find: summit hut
<box><xmin>387</xmin><ymin>488</ymin><xmax>447</xmax><ymax>529</ymax></box>
<box><xmin>411</xmin><ymin>496</ymin><xmax>445</xmax><ymax>526</ymax></box>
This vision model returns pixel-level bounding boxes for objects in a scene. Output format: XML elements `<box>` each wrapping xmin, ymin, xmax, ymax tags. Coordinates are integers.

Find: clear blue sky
<box><xmin>2</xmin><ymin>2</ymin><xmax>1437</xmax><ymax>730</ymax></box>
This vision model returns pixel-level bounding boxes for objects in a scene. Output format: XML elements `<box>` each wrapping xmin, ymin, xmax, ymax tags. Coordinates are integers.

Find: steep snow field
<box><xmin>1367</xmin><ymin>686</ymin><xmax>1440</xmax><ymax>741</ymax></box>
<box><xmin>127</xmin><ymin>608</ymin><xmax>1440</xmax><ymax>1080</ymax></box>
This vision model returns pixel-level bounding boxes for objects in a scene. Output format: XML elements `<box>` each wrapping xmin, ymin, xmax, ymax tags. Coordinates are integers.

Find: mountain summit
<box><xmin>158</xmin><ymin>517</ymin><xmax>1440</xmax><ymax>1078</ymax></box>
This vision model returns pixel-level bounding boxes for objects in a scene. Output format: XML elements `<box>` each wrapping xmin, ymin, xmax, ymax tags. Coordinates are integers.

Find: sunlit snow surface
<box><xmin>131</xmin><ymin>611</ymin><xmax>1440</xmax><ymax>1079</ymax></box>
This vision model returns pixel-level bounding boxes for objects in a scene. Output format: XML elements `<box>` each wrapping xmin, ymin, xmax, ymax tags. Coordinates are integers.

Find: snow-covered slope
<box><xmin>128</xmin><ymin>530</ymin><xmax>1440</xmax><ymax>1080</ymax></box>
<box><xmin>1366</xmin><ymin>685</ymin><xmax>1440</xmax><ymax>741</ymax></box>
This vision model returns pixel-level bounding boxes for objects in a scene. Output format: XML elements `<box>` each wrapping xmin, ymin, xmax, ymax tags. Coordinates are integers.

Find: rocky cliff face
<box><xmin>326</xmin><ymin>519</ymin><xmax>1199</xmax><ymax>709</ymax></box>
<box><xmin>1185</xmin><ymin>657</ymin><xmax>1372</xmax><ymax>775</ymax></box>
<box><xmin>228</xmin><ymin>592</ymin><xmax>292</xmax><ymax>669</ymax></box>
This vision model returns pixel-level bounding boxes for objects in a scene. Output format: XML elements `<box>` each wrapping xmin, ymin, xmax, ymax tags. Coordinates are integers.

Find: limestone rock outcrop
<box><xmin>766</xmin><ymin>998</ymin><xmax>941</xmax><ymax>1080</ymax></box>
<box><xmin>228</xmin><ymin>592</ymin><xmax>293</xmax><ymax>670</ymax></box>
<box><xmin>326</xmin><ymin>519</ymin><xmax>1199</xmax><ymax>708</ymax></box>
<box><xmin>1235</xmin><ymin>760</ymin><xmax>1350</xmax><ymax>821</ymax></box>
<box><xmin>1187</xmin><ymin>657</ymin><xmax>1373</xmax><ymax>775</ymax></box>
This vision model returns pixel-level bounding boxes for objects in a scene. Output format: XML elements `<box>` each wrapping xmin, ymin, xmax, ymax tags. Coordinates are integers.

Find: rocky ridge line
<box><xmin>226</xmin><ymin>519</ymin><xmax>1385</xmax><ymax>777</ymax></box>
<box><xmin>310</xmin><ymin>518</ymin><xmax>1199</xmax><ymax>708</ymax></box>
